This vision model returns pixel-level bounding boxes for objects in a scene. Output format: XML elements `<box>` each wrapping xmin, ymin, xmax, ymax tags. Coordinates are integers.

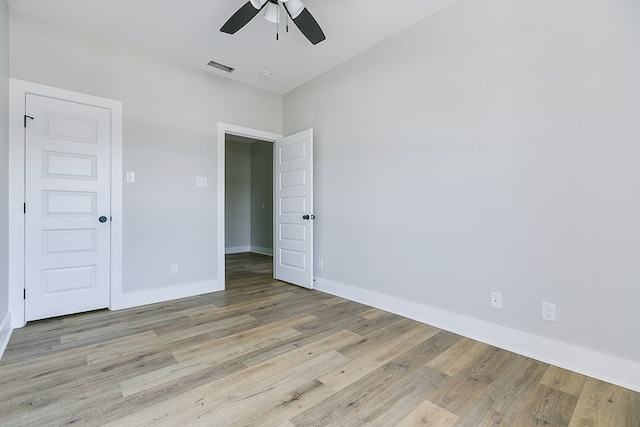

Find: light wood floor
<box><xmin>1</xmin><ymin>253</ymin><xmax>638</xmax><ymax>426</ymax></box>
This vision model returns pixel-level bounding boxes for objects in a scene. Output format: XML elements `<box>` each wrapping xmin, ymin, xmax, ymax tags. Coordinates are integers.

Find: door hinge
<box><xmin>23</xmin><ymin>203</ymin><xmax>26</xmax><ymax>214</ymax></box>
<box><xmin>23</xmin><ymin>289</ymin><xmax>26</xmax><ymax>300</ymax></box>
<box><xmin>24</xmin><ymin>115</ymin><xmax>34</xmax><ymax>128</ymax></box>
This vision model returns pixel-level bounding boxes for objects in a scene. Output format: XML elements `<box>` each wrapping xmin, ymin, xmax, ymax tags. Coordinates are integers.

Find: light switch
<box><xmin>126</xmin><ymin>171</ymin><xmax>135</xmax><ymax>183</ymax></box>
<box><xmin>196</xmin><ymin>177</ymin><xmax>208</xmax><ymax>187</ymax></box>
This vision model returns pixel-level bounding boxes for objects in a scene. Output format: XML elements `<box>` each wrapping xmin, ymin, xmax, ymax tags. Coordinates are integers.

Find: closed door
<box><xmin>274</xmin><ymin>129</ymin><xmax>314</xmax><ymax>289</ymax></box>
<box><xmin>24</xmin><ymin>94</ymin><xmax>112</xmax><ymax>321</ymax></box>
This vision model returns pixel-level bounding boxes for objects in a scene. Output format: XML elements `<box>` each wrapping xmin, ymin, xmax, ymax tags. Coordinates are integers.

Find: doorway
<box><xmin>217</xmin><ymin>123</ymin><xmax>315</xmax><ymax>291</ymax></box>
<box><xmin>225</xmin><ymin>135</ymin><xmax>273</xmax><ymax>256</ymax></box>
<box><xmin>217</xmin><ymin>123</ymin><xmax>281</xmax><ymax>290</ymax></box>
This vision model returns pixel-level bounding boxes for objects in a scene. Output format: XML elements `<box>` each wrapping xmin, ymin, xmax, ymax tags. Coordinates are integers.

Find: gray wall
<box><xmin>225</xmin><ymin>139</ymin><xmax>273</xmax><ymax>254</ymax></box>
<box><xmin>250</xmin><ymin>141</ymin><xmax>273</xmax><ymax>252</ymax></box>
<box><xmin>284</xmin><ymin>0</ymin><xmax>640</xmax><ymax>362</ymax></box>
<box><xmin>225</xmin><ymin>141</ymin><xmax>251</xmax><ymax>252</ymax></box>
<box><xmin>0</xmin><ymin>0</ymin><xmax>9</xmax><ymax>320</ymax></box>
<box><xmin>9</xmin><ymin>11</ymin><xmax>282</xmax><ymax>294</ymax></box>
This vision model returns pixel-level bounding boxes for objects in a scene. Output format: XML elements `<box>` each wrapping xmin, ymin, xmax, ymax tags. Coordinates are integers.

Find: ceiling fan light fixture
<box><xmin>286</xmin><ymin>0</ymin><xmax>305</xmax><ymax>18</ymax></box>
<box><xmin>250</xmin><ymin>0</ymin><xmax>268</xmax><ymax>9</ymax></box>
<box><xmin>264</xmin><ymin>2</ymin><xmax>279</xmax><ymax>23</ymax></box>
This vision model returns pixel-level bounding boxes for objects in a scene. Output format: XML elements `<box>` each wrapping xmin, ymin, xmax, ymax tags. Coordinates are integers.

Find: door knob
<box><xmin>98</xmin><ymin>216</ymin><xmax>108</xmax><ymax>223</ymax></box>
<box><xmin>302</xmin><ymin>215</ymin><xmax>315</xmax><ymax>220</ymax></box>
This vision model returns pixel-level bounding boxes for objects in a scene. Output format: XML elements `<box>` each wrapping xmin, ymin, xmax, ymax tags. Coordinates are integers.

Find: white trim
<box><xmin>0</xmin><ymin>312</ymin><xmax>12</xmax><ymax>360</ymax></box>
<box><xmin>111</xmin><ymin>280</ymin><xmax>222</xmax><ymax>311</ymax></box>
<box><xmin>217</xmin><ymin>123</ymin><xmax>281</xmax><ymax>290</ymax></box>
<box><xmin>315</xmin><ymin>278</ymin><xmax>640</xmax><ymax>393</ymax></box>
<box><xmin>225</xmin><ymin>246</ymin><xmax>251</xmax><ymax>254</ymax></box>
<box><xmin>8</xmin><ymin>79</ymin><xmax>123</xmax><ymax>328</ymax></box>
<box><xmin>251</xmin><ymin>246</ymin><xmax>273</xmax><ymax>256</ymax></box>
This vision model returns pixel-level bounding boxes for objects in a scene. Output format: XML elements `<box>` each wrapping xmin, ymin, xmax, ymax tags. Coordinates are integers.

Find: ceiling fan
<box><xmin>220</xmin><ymin>0</ymin><xmax>326</xmax><ymax>45</ymax></box>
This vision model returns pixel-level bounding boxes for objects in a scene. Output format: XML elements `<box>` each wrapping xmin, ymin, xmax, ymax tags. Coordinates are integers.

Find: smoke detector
<box><xmin>260</xmin><ymin>71</ymin><xmax>271</xmax><ymax>79</ymax></box>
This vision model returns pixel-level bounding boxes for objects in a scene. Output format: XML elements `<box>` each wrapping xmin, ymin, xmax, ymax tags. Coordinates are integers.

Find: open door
<box><xmin>274</xmin><ymin>129</ymin><xmax>314</xmax><ymax>289</ymax></box>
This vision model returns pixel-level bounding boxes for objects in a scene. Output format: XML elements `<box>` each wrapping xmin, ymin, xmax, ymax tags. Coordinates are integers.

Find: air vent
<box><xmin>207</xmin><ymin>60</ymin><xmax>235</xmax><ymax>73</ymax></box>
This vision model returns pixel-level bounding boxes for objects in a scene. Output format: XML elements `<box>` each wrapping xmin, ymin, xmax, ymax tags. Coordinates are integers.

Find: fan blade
<box><xmin>220</xmin><ymin>1</ymin><xmax>265</xmax><ymax>34</ymax></box>
<box><xmin>285</xmin><ymin>6</ymin><xmax>326</xmax><ymax>45</ymax></box>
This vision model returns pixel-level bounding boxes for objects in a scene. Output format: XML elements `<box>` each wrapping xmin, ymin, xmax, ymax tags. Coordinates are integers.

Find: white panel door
<box><xmin>274</xmin><ymin>129</ymin><xmax>314</xmax><ymax>289</ymax></box>
<box><xmin>25</xmin><ymin>94</ymin><xmax>111</xmax><ymax>321</ymax></box>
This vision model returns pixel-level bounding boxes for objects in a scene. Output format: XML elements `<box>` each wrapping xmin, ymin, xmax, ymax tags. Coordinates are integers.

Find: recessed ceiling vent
<box><xmin>207</xmin><ymin>60</ymin><xmax>235</xmax><ymax>73</ymax></box>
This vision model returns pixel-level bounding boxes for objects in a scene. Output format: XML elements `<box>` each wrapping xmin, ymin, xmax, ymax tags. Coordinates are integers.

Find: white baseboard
<box><xmin>0</xmin><ymin>312</ymin><xmax>13</xmax><ymax>361</ymax></box>
<box><xmin>315</xmin><ymin>278</ymin><xmax>640</xmax><ymax>393</ymax></box>
<box><xmin>226</xmin><ymin>246</ymin><xmax>251</xmax><ymax>254</ymax></box>
<box><xmin>251</xmin><ymin>246</ymin><xmax>273</xmax><ymax>256</ymax></box>
<box><xmin>111</xmin><ymin>280</ymin><xmax>223</xmax><ymax>311</ymax></box>
<box><xmin>225</xmin><ymin>246</ymin><xmax>273</xmax><ymax>256</ymax></box>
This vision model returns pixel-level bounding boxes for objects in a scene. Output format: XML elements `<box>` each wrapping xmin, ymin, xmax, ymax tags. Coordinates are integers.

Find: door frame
<box><xmin>8</xmin><ymin>79</ymin><xmax>123</xmax><ymax>328</ymax></box>
<box><xmin>217</xmin><ymin>123</ymin><xmax>282</xmax><ymax>289</ymax></box>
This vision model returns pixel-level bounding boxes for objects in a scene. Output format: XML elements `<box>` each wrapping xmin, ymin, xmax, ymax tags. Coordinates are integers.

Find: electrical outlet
<box><xmin>542</xmin><ymin>302</ymin><xmax>556</xmax><ymax>322</ymax></box>
<box><xmin>171</xmin><ymin>264</ymin><xmax>179</xmax><ymax>275</ymax></box>
<box><xmin>490</xmin><ymin>292</ymin><xmax>502</xmax><ymax>310</ymax></box>
<box><xmin>126</xmin><ymin>171</ymin><xmax>135</xmax><ymax>183</ymax></box>
<box><xmin>318</xmin><ymin>259</ymin><xmax>324</xmax><ymax>269</ymax></box>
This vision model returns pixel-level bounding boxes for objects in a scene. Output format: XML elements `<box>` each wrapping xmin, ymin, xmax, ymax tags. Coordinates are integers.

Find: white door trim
<box><xmin>217</xmin><ymin>123</ymin><xmax>282</xmax><ymax>289</ymax></box>
<box><xmin>8</xmin><ymin>79</ymin><xmax>123</xmax><ymax>328</ymax></box>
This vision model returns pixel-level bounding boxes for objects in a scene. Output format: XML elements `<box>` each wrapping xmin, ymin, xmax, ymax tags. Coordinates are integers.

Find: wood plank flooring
<box><xmin>1</xmin><ymin>252</ymin><xmax>638</xmax><ymax>426</ymax></box>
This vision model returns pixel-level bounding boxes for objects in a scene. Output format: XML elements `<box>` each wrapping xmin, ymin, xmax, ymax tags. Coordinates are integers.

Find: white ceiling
<box><xmin>7</xmin><ymin>0</ymin><xmax>457</xmax><ymax>94</ymax></box>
